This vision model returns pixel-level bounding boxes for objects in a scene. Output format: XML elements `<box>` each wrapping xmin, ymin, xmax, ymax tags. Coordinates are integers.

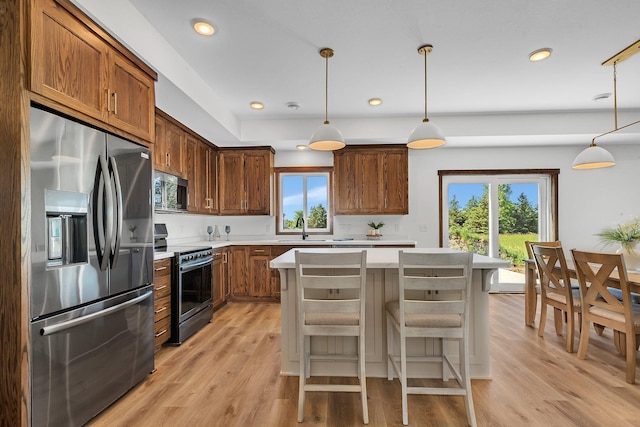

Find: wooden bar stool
<box><xmin>294</xmin><ymin>250</ymin><xmax>369</xmax><ymax>424</ymax></box>
<box><xmin>386</xmin><ymin>251</ymin><xmax>475</xmax><ymax>426</ymax></box>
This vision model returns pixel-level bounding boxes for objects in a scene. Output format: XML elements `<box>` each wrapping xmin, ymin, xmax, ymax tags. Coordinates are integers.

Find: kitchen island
<box><xmin>270</xmin><ymin>247</ymin><xmax>510</xmax><ymax>379</ymax></box>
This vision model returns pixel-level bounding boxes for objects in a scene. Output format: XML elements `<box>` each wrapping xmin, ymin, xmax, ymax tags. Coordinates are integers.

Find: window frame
<box><xmin>275</xmin><ymin>166</ymin><xmax>333</xmax><ymax>236</ymax></box>
<box><xmin>438</xmin><ymin>169</ymin><xmax>559</xmax><ymax>247</ymax></box>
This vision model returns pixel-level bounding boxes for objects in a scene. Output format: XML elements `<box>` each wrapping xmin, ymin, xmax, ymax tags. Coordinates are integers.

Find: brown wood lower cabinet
<box><xmin>249</xmin><ymin>246</ymin><xmax>272</xmax><ymax>297</ymax></box>
<box><xmin>228</xmin><ymin>246</ymin><xmax>249</xmax><ymax>297</ymax></box>
<box><xmin>153</xmin><ymin>258</ymin><xmax>172</xmax><ymax>352</ymax></box>
<box><xmin>212</xmin><ymin>247</ymin><xmax>232</xmax><ymax>310</ymax></box>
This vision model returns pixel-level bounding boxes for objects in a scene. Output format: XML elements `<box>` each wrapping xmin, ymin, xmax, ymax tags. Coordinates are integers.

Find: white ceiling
<box><xmin>78</xmin><ymin>0</ymin><xmax>640</xmax><ymax>151</ymax></box>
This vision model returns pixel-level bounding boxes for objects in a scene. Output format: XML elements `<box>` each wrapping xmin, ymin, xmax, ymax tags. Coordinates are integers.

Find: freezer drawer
<box><xmin>30</xmin><ymin>285</ymin><xmax>154</xmax><ymax>427</ymax></box>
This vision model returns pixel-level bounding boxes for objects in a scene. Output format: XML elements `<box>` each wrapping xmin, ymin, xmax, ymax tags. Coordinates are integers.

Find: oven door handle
<box><xmin>40</xmin><ymin>291</ymin><xmax>153</xmax><ymax>336</ymax></box>
<box><xmin>180</xmin><ymin>258</ymin><xmax>213</xmax><ymax>272</ymax></box>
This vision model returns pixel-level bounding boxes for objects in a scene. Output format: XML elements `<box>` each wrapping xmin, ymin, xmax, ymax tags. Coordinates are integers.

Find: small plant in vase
<box><xmin>596</xmin><ymin>218</ymin><xmax>640</xmax><ymax>270</ymax></box>
<box><xmin>367</xmin><ymin>221</ymin><xmax>385</xmax><ymax>239</ymax></box>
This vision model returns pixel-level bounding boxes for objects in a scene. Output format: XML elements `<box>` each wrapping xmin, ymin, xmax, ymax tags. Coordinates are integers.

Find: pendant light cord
<box><xmin>324</xmin><ymin>54</ymin><xmax>329</xmax><ymax>125</ymax></box>
<box><xmin>423</xmin><ymin>49</ymin><xmax>428</xmax><ymax>122</ymax></box>
<box><xmin>613</xmin><ymin>61</ymin><xmax>618</xmax><ymax>130</ymax></box>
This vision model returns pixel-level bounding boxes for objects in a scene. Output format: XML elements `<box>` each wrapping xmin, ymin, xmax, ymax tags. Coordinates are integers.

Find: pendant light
<box><xmin>407</xmin><ymin>44</ymin><xmax>446</xmax><ymax>149</ymax></box>
<box><xmin>573</xmin><ymin>39</ymin><xmax>640</xmax><ymax>170</ymax></box>
<box><xmin>309</xmin><ymin>48</ymin><xmax>345</xmax><ymax>151</ymax></box>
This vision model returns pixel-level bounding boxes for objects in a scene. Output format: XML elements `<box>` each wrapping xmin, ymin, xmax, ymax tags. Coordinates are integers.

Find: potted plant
<box><xmin>596</xmin><ymin>218</ymin><xmax>640</xmax><ymax>270</ymax></box>
<box><xmin>367</xmin><ymin>221</ymin><xmax>385</xmax><ymax>237</ymax></box>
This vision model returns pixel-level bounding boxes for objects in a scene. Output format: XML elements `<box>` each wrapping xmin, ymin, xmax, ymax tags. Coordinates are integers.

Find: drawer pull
<box><xmin>154</xmin><ymin>266</ymin><xmax>168</xmax><ymax>272</ymax></box>
<box><xmin>155</xmin><ymin>329</ymin><xmax>168</xmax><ymax>338</ymax></box>
<box><xmin>155</xmin><ymin>285</ymin><xmax>167</xmax><ymax>291</ymax></box>
<box><xmin>254</xmin><ymin>249</ymin><xmax>265</xmax><ymax>253</ymax></box>
<box><xmin>154</xmin><ymin>306</ymin><xmax>168</xmax><ymax>314</ymax></box>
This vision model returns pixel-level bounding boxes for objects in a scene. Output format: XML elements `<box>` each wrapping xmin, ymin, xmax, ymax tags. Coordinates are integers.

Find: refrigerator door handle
<box><xmin>109</xmin><ymin>156</ymin><xmax>123</xmax><ymax>268</ymax></box>
<box><xmin>93</xmin><ymin>155</ymin><xmax>114</xmax><ymax>271</ymax></box>
<box><xmin>40</xmin><ymin>290</ymin><xmax>153</xmax><ymax>336</ymax></box>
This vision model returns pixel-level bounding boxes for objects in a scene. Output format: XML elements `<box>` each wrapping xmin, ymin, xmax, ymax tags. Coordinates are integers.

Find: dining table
<box><xmin>524</xmin><ymin>257</ymin><xmax>640</xmax><ymax>326</ymax></box>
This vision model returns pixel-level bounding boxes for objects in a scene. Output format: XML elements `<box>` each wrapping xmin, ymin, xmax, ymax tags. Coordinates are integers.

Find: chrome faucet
<box><xmin>296</xmin><ymin>217</ymin><xmax>309</xmax><ymax>240</ymax></box>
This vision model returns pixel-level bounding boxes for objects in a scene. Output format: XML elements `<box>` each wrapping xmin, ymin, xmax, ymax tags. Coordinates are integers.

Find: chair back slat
<box><xmin>403</xmin><ymin>275</ymin><xmax>467</xmax><ymax>291</ymax></box>
<box><xmin>532</xmin><ymin>244</ymin><xmax>574</xmax><ymax>301</ymax></box>
<box><xmin>525</xmin><ymin>240</ymin><xmax>562</xmax><ymax>259</ymax></box>
<box><xmin>571</xmin><ymin>250</ymin><xmax>629</xmax><ymax>315</ymax></box>
<box><xmin>304</xmin><ymin>299</ymin><xmax>360</xmax><ymax>314</ymax></box>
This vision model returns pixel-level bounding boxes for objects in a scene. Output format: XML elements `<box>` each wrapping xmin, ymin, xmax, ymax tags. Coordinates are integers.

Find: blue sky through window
<box><xmin>448</xmin><ymin>183</ymin><xmax>538</xmax><ymax>207</ymax></box>
<box><xmin>282</xmin><ymin>174</ymin><xmax>328</xmax><ymax>222</ymax></box>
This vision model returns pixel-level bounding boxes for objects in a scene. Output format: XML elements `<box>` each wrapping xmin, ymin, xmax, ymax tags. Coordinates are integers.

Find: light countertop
<box><xmin>270</xmin><ymin>247</ymin><xmax>511</xmax><ymax>270</ymax></box>
<box><xmin>153</xmin><ymin>238</ymin><xmax>417</xmax><ymax>260</ymax></box>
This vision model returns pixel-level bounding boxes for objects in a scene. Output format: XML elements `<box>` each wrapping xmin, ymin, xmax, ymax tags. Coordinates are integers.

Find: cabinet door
<box><xmin>249</xmin><ymin>255</ymin><xmax>271</xmax><ymax>297</ymax></box>
<box><xmin>197</xmin><ymin>144</ymin><xmax>218</xmax><ymax>214</ymax></box>
<box><xmin>153</xmin><ymin>115</ymin><xmax>168</xmax><ymax>170</ymax></box>
<box><xmin>184</xmin><ymin>135</ymin><xmax>198</xmax><ymax>212</ymax></box>
<box><xmin>229</xmin><ymin>246</ymin><xmax>248</xmax><ymax>296</ymax></box>
<box><xmin>383</xmin><ymin>149</ymin><xmax>408</xmax><ymax>214</ymax></box>
<box><xmin>207</xmin><ymin>148</ymin><xmax>219</xmax><ymax>214</ymax></box>
<box><xmin>212</xmin><ymin>253</ymin><xmax>224</xmax><ymax>309</ymax></box>
<box><xmin>359</xmin><ymin>152</ymin><xmax>383</xmax><ymax>213</ymax></box>
<box><xmin>164</xmin><ymin>122</ymin><xmax>184</xmax><ymax>176</ymax></box>
<box><xmin>244</xmin><ymin>151</ymin><xmax>272</xmax><ymax>215</ymax></box>
<box><xmin>218</xmin><ymin>151</ymin><xmax>245</xmax><ymax>214</ymax></box>
<box><xmin>108</xmin><ymin>51</ymin><xmax>155</xmax><ymax>141</ymax></box>
<box><xmin>334</xmin><ymin>151</ymin><xmax>359</xmax><ymax>214</ymax></box>
<box><xmin>31</xmin><ymin>0</ymin><xmax>108</xmax><ymax>122</ymax></box>
<box><xmin>223</xmin><ymin>249</ymin><xmax>231</xmax><ymax>300</ymax></box>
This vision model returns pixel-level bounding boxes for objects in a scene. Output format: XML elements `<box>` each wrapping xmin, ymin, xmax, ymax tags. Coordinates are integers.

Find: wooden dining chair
<box><xmin>524</xmin><ymin>241</ymin><xmax>563</xmax><ymax>326</ymax></box>
<box><xmin>531</xmin><ymin>244</ymin><xmax>581</xmax><ymax>352</ymax></box>
<box><xmin>386</xmin><ymin>251</ymin><xmax>476</xmax><ymax>426</ymax></box>
<box><xmin>295</xmin><ymin>250</ymin><xmax>369</xmax><ymax>424</ymax></box>
<box><xmin>571</xmin><ymin>250</ymin><xmax>640</xmax><ymax>384</ymax></box>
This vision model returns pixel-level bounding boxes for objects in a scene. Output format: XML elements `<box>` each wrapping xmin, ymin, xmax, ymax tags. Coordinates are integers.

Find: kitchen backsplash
<box><xmin>155</xmin><ymin>212</ymin><xmax>409</xmax><ymax>244</ymax></box>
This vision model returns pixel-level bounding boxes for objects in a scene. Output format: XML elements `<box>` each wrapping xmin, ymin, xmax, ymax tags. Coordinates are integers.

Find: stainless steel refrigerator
<box><xmin>29</xmin><ymin>106</ymin><xmax>154</xmax><ymax>426</ymax></box>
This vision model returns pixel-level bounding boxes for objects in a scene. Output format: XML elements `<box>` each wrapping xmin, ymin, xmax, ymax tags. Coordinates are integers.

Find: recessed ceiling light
<box><xmin>193</xmin><ymin>20</ymin><xmax>215</xmax><ymax>36</ymax></box>
<box><xmin>287</xmin><ymin>102</ymin><xmax>301</xmax><ymax>110</ymax></box>
<box><xmin>592</xmin><ymin>92</ymin><xmax>612</xmax><ymax>102</ymax></box>
<box><xmin>529</xmin><ymin>48</ymin><xmax>552</xmax><ymax>62</ymax></box>
<box><xmin>296</xmin><ymin>145</ymin><xmax>307</xmax><ymax>150</ymax></box>
<box><xmin>368</xmin><ymin>98</ymin><xmax>382</xmax><ymax>106</ymax></box>
<box><xmin>250</xmin><ymin>102</ymin><xmax>264</xmax><ymax>110</ymax></box>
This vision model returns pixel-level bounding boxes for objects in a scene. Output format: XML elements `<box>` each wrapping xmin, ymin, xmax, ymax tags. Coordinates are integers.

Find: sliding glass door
<box><xmin>442</xmin><ymin>173</ymin><xmax>552</xmax><ymax>292</ymax></box>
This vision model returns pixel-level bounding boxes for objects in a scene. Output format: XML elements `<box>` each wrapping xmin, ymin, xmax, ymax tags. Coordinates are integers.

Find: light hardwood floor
<box><xmin>89</xmin><ymin>295</ymin><xmax>640</xmax><ymax>427</ymax></box>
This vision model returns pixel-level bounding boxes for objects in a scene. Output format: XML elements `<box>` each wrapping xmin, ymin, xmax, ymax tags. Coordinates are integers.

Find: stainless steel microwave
<box><xmin>153</xmin><ymin>171</ymin><xmax>188</xmax><ymax>212</ymax></box>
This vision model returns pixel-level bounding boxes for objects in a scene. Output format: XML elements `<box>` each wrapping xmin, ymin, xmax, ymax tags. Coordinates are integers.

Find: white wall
<box><xmin>158</xmin><ymin>143</ymin><xmax>640</xmax><ymax>251</ymax></box>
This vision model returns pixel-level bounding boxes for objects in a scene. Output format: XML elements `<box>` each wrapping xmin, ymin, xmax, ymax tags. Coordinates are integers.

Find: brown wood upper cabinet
<box><xmin>30</xmin><ymin>0</ymin><xmax>156</xmax><ymax>142</ymax></box>
<box><xmin>154</xmin><ymin>113</ymin><xmax>185</xmax><ymax>177</ymax></box>
<box><xmin>219</xmin><ymin>148</ymin><xmax>274</xmax><ymax>215</ymax></box>
<box><xmin>154</xmin><ymin>110</ymin><xmax>219</xmax><ymax>214</ymax></box>
<box><xmin>333</xmin><ymin>145</ymin><xmax>408</xmax><ymax>215</ymax></box>
<box><xmin>197</xmin><ymin>143</ymin><xmax>218</xmax><ymax>214</ymax></box>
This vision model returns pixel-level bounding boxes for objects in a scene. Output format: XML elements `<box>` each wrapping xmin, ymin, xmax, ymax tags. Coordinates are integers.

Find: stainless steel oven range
<box><xmin>168</xmin><ymin>246</ymin><xmax>214</xmax><ymax>344</ymax></box>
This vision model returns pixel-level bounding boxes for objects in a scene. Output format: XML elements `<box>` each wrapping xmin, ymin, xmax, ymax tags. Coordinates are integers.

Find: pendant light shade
<box><xmin>408</xmin><ymin>44</ymin><xmax>445</xmax><ymax>149</ymax></box>
<box><xmin>572</xmin><ymin>143</ymin><xmax>615</xmax><ymax>169</ymax></box>
<box><xmin>310</xmin><ymin>122</ymin><xmax>345</xmax><ymax>151</ymax></box>
<box><xmin>407</xmin><ymin>119</ymin><xmax>446</xmax><ymax>149</ymax></box>
<box><xmin>309</xmin><ymin>48</ymin><xmax>345</xmax><ymax>151</ymax></box>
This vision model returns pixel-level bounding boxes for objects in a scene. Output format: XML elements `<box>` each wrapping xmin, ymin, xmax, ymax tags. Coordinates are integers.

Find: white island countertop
<box><xmin>270</xmin><ymin>247</ymin><xmax>510</xmax><ymax>270</ymax></box>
